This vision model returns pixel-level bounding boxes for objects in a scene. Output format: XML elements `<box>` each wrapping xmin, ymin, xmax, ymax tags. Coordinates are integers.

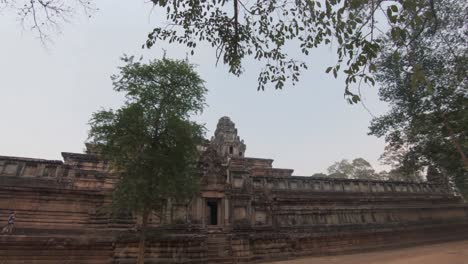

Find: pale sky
<box><xmin>0</xmin><ymin>0</ymin><xmax>389</xmax><ymax>175</ymax></box>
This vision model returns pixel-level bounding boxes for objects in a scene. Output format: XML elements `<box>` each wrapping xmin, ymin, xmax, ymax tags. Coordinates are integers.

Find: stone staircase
<box><xmin>206</xmin><ymin>230</ymin><xmax>233</xmax><ymax>264</ymax></box>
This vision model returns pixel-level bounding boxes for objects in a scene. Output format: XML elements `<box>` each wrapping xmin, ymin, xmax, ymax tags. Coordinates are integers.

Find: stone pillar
<box><xmin>224</xmin><ymin>198</ymin><xmax>230</xmax><ymax>225</ymax></box>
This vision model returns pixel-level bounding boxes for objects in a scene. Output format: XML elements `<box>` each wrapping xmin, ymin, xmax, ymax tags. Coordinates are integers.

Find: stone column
<box><xmin>224</xmin><ymin>198</ymin><xmax>230</xmax><ymax>225</ymax></box>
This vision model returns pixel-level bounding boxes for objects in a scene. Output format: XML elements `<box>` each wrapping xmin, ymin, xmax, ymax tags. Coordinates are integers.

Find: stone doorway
<box><xmin>206</xmin><ymin>199</ymin><xmax>219</xmax><ymax>225</ymax></box>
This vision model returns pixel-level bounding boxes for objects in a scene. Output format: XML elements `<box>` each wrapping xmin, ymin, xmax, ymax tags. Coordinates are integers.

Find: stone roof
<box><xmin>0</xmin><ymin>155</ymin><xmax>63</xmax><ymax>165</ymax></box>
<box><xmin>61</xmin><ymin>152</ymin><xmax>99</xmax><ymax>162</ymax></box>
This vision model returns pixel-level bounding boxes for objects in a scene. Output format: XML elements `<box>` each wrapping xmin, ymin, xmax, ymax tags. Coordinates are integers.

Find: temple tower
<box><xmin>211</xmin><ymin>116</ymin><xmax>246</xmax><ymax>159</ymax></box>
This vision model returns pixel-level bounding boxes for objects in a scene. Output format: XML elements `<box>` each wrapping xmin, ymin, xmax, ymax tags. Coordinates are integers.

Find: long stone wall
<box><xmin>229</xmin><ymin>222</ymin><xmax>468</xmax><ymax>263</ymax></box>
<box><xmin>0</xmin><ymin>154</ymin><xmax>205</xmax><ymax>264</ymax></box>
<box><xmin>235</xmin><ymin>175</ymin><xmax>448</xmax><ymax>195</ymax></box>
<box><xmin>1</xmin><ymin>150</ymin><xmax>468</xmax><ymax>264</ymax></box>
<box><xmin>218</xmin><ymin>153</ymin><xmax>468</xmax><ymax>263</ymax></box>
<box><xmin>0</xmin><ymin>154</ymin><xmax>117</xmax><ymax>233</ymax></box>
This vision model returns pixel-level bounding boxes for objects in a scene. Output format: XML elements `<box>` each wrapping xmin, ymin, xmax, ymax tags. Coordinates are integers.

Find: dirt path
<box><xmin>268</xmin><ymin>240</ymin><xmax>468</xmax><ymax>264</ymax></box>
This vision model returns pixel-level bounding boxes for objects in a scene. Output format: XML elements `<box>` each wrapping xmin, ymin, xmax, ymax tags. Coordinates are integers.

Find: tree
<box><xmin>311</xmin><ymin>173</ymin><xmax>328</xmax><ymax>178</ymax></box>
<box><xmin>327</xmin><ymin>159</ymin><xmax>354</xmax><ymax>179</ymax></box>
<box><xmin>7</xmin><ymin>0</ymin><xmax>453</xmax><ymax>102</ymax></box>
<box><xmin>351</xmin><ymin>158</ymin><xmax>379</xmax><ymax>180</ymax></box>
<box><xmin>369</xmin><ymin>0</ymin><xmax>467</xmax><ymax>197</ymax></box>
<box><xmin>145</xmin><ymin>0</ymin><xmax>449</xmax><ymax>101</ymax></box>
<box><xmin>376</xmin><ymin>169</ymin><xmax>424</xmax><ymax>182</ymax></box>
<box><xmin>88</xmin><ymin>56</ymin><xmax>207</xmax><ymax>264</ymax></box>
<box><xmin>327</xmin><ymin>157</ymin><xmax>381</xmax><ymax>180</ymax></box>
<box><xmin>1</xmin><ymin>0</ymin><xmax>95</xmax><ymax>42</ymax></box>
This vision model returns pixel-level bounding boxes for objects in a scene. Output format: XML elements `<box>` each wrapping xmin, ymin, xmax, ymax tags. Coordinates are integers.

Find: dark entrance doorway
<box><xmin>207</xmin><ymin>200</ymin><xmax>218</xmax><ymax>225</ymax></box>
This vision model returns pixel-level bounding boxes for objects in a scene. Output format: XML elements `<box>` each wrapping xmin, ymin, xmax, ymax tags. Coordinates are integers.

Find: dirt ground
<box><xmin>268</xmin><ymin>240</ymin><xmax>468</xmax><ymax>264</ymax></box>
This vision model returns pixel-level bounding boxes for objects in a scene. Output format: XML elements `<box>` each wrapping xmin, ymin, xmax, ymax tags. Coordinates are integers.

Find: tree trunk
<box><xmin>137</xmin><ymin>211</ymin><xmax>149</xmax><ymax>264</ymax></box>
<box><xmin>442</xmin><ymin>114</ymin><xmax>468</xmax><ymax>170</ymax></box>
<box><xmin>450</xmin><ymin>136</ymin><xmax>468</xmax><ymax>170</ymax></box>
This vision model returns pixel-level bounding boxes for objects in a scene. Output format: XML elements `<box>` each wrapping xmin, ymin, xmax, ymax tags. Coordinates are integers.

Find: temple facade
<box><xmin>0</xmin><ymin>116</ymin><xmax>467</xmax><ymax>263</ymax></box>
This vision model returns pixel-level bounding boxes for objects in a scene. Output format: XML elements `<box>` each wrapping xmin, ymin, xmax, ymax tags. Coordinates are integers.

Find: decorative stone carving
<box><xmin>211</xmin><ymin>116</ymin><xmax>246</xmax><ymax>160</ymax></box>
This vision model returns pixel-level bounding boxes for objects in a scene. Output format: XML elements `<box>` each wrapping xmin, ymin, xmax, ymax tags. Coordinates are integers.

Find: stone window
<box><xmin>267</xmin><ymin>181</ymin><xmax>275</xmax><ymax>189</ymax></box>
<box><xmin>23</xmin><ymin>164</ymin><xmax>38</xmax><ymax>177</ymax></box>
<box><xmin>278</xmin><ymin>181</ymin><xmax>286</xmax><ymax>189</ymax></box>
<box><xmin>254</xmin><ymin>211</ymin><xmax>267</xmax><ymax>225</ymax></box>
<box><xmin>43</xmin><ymin>165</ymin><xmax>57</xmax><ymax>177</ymax></box>
<box><xmin>229</xmin><ymin>146</ymin><xmax>234</xmax><ymax>154</ymax></box>
<box><xmin>290</xmin><ymin>181</ymin><xmax>298</xmax><ymax>189</ymax></box>
<box><xmin>3</xmin><ymin>163</ymin><xmax>18</xmax><ymax>176</ymax></box>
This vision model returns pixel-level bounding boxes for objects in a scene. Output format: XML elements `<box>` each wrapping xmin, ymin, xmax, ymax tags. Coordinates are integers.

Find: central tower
<box><xmin>211</xmin><ymin>116</ymin><xmax>246</xmax><ymax>159</ymax></box>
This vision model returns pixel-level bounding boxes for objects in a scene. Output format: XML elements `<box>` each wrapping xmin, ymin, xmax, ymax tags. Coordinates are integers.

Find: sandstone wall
<box><xmin>1</xmin><ymin>153</ymin><xmax>468</xmax><ymax>264</ymax></box>
<box><xmin>230</xmin><ymin>222</ymin><xmax>468</xmax><ymax>263</ymax></box>
<box><xmin>0</xmin><ymin>154</ymin><xmax>118</xmax><ymax>232</ymax></box>
<box><xmin>223</xmin><ymin>163</ymin><xmax>468</xmax><ymax>263</ymax></box>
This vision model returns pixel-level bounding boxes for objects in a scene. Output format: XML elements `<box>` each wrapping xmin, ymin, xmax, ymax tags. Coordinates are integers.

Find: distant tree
<box><xmin>88</xmin><ymin>56</ymin><xmax>207</xmax><ymax>264</ymax></box>
<box><xmin>327</xmin><ymin>158</ymin><xmax>382</xmax><ymax>180</ymax></box>
<box><xmin>369</xmin><ymin>0</ymin><xmax>467</xmax><ymax>197</ymax></box>
<box><xmin>327</xmin><ymin>159</ymin><xmax>354</xmax><ymax>179</ymax></box>
<box><xmin>311</xmin><ymin>173</ymin><xmax>328</xmax><ymax>178</ymax></box>
<box><xmin>377</xmin><ymin>169</ymin><xmax>424</xmax><ymax>182</ymax></box>
<box><xmin>351</xmin><ymin>158</ymin><xmax>379</xmax><ymax>180</ymax></box>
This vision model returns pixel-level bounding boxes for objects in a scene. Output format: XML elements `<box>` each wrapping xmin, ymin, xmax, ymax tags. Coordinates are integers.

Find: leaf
<box><xmin>352</xmin><ymin>95</ymin><xmax>360</xmax><ymax>103</ymax></box>
<box><xmin>387</xmin><ymin>8</ymin><xmax>393</xmax><ymax>20</ymax></box>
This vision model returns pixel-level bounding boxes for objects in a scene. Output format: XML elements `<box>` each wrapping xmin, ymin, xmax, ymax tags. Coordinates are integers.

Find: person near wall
<box><xmin>1</xmin><ymin>211</ymin><xmax>16</xmax><ymax>234</ymax></box>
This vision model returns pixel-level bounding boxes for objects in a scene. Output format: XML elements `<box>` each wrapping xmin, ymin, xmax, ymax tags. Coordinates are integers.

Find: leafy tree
<box><xmin>369</xmin><ymin>0</ymin><xmax>467</xmax><ymax>197</ymax></box>
<box><xmin>327</xmin><ymin>157</ymin><xmax>381</xmax><ymax>180</ymax></box>
<box><xmin>7</xmin><ymin>0</ymin><xmax>454</xmax><ymax>102</ymax></box>
<box><xmin>145</xmin><ymin>0</ymin><xmax>450</xmax><ymax>101</ymax></box>
<box><xmin>88</xmin><ymin>56</ymin><xmax>207</xmax><ymax>264</ymax></box>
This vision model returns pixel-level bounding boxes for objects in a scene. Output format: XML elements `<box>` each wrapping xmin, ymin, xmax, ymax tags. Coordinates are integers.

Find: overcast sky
<box><xmin>0</xmin><ymin>0</ymin><xmax>390</xmax><ymax>175</ymax></box>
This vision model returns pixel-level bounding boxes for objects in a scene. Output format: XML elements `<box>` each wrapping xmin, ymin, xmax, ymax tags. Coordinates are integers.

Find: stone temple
<box><xmin>0</xmin><ymin>116</ymin><xmax>467</xmax><ymax>263</ymax></box>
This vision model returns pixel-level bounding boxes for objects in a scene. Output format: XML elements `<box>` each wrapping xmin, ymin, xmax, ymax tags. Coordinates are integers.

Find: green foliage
<box><xmin>311</xmin><ymin>173</ymin><xmax>328</xmax><ymax>178</ymax></box>
<box><xmin>327</xmin><ymin>159</ymin><xmax>354</xmax><ymax>179</ymax></box>
<box><xmin>376</xmin><ymin>168</ymin><xmax>424</xmax><ymax>182</ymax></box>
<box><xmin>146</xmin><ymin>0</ymin><xmax>448</xmax><ymax>102</ymax></box>
<box><xmin>369</xmin><ymin>0</ymin><xmax>467</xmax><ymax>197</ymax></box>
<box><xmin>327</xmin><ymin>158</ymin><xmax>382</xmax><ymax>180</ymax></box>
<box><xmin>88</xmin><ymin>56</ymin><xmax>207</xmax><ymax>216</ymax></box>
<box><xmin>8</xmin><ymin>0</ymin><xmax>460</xmax><ymax>103</ymax></box>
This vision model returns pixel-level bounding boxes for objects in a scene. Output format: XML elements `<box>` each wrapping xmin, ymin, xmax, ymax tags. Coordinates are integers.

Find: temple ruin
<box><xmin>0</xmin><ymin>116</ymin><xmax>467</xmax><ymax>263</ymax></box>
